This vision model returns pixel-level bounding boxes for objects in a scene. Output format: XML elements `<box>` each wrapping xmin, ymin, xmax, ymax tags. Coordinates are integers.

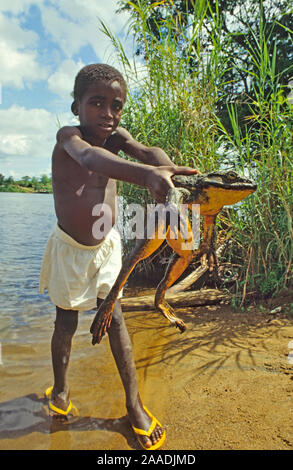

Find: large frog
<box><xmin>90</xmin><ymin>170</ymin><xmax>257</xmax><ymax>344</ymax></box>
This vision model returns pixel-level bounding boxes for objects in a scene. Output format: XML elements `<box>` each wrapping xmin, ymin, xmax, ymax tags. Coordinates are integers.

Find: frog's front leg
<box><xmin>166</xmin><ymin>187</ymin><xmax>191</xmax><ymax>241</ymax></box>
<box><xmin>199</xmin><ymin>214</ymin><xmax>219</xmax><ymax>273</ymax></box>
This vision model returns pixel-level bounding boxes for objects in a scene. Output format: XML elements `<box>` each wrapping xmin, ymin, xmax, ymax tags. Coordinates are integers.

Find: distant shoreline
<box><xmin>0</xmin><ymin>175</ymin><xmax>52</xmax><ymax>194</ymax></box>
<box><xmin>0</xmin><ymin>187</ymin><xmax>52</xmax><ymax>194</ymax></box>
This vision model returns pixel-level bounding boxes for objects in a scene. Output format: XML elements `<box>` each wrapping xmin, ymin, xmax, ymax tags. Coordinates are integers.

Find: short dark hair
<box><xmin>73</xmin><ymin>63</ymin><xmax>127</xmax><ymax>101</ymax></box>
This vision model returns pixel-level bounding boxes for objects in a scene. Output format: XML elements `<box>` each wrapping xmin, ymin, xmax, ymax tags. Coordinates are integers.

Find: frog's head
<box><xmin>201</xmin><ymin>170</ymin><xmax>257</xmax><ymax>189</ymax></box>
<box><xmin>172</xmin><ymin>170</ymin><xmax>257</xmax><ymax>215</ymax></box>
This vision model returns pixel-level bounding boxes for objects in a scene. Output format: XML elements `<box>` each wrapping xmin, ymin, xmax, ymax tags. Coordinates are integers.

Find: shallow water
<box><xmin>0</xmin><ymin>193</ymin><xmax>57</xmax><ymax>344</ymax></box>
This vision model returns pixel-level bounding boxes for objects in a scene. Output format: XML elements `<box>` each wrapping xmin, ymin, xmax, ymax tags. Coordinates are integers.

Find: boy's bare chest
<box><xmin>52</xmin><ymin>146</ymin><xmax>109</xmax><ymax>190</ymax></box>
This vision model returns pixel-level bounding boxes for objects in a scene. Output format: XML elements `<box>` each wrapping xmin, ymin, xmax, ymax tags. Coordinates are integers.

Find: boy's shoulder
<box><xmin>56</xmin><ymin>125</ymin><xmax>82</xmax><ymax>145</ymax></box>
<box><xmin>56</xmin><ymin>125</ymin><xmax>131</xmax><ymax>146</ymax></box>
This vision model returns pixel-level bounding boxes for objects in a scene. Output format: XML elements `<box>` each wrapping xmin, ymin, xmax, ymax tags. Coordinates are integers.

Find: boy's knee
<box><xmin>55</xmin><ymin>307</ymin><xmax>78</xmax><ymax>337</ymax></box>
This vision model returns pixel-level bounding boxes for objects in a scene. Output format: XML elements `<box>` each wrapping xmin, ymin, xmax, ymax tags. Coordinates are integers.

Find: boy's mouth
<box><xmin>98</xmin><ymin>122</ymin><xmax>113</xmax><ymax>131</ymax></box>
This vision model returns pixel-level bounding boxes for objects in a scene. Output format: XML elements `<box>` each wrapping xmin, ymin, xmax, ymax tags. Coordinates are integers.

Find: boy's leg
<box><xmin>106</xmin><ymin>299</ymin><xmax>164</xmax><ymax>448</ymax></box>
<box><xmin>50</xmin><ymin>306</ymin><xmax>78</xmax><ymax>411</ymax></box>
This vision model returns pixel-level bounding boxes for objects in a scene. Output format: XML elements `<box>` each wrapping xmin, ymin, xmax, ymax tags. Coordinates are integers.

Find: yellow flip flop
<box><xmin>132</xmin><ymin>406</ymin><xmax>166</xmax><ymax>450</ymax></box>
<box><xmin>45</xmin><ymin>386</ymin><xmax>79</xmax><ymax>417</ymax></box>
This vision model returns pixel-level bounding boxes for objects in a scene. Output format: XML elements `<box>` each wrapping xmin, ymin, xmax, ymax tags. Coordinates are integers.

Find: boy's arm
<box><xmin>57</xmin><ymin>126</ymin><xmax>152</xmax><ymax>186</ymax></box>
<box><xmin>56</xmin><ymin>126</ymin><xmax>197</xmax><ymax>203</ymax></box>
<box><xmin>116</xmin><ymin>127</ymin><xmax>176</xmax><ymax>167</ymax></box>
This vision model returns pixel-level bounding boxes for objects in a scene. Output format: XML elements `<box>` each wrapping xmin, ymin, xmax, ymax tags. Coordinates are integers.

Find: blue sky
<box><xmin>0</xmin><ymin>0</ymin><xmax>135</xmax><ymax>178</ymax></box>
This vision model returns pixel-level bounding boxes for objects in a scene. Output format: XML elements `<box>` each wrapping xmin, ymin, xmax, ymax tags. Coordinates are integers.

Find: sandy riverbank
<box><xmin>0</xmin><ymin>291</ymin><xmax>292</xmax><ymax>450</ymax></box>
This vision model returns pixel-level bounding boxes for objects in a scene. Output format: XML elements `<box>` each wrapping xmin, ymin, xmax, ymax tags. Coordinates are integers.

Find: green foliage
<box><xmin>103</xmin><ymin>0</ymin><xmax>292</xmax><ymax>299</ymax></box>
<box><xmin>118</xmin><ymin>0</ymin><xmax>293</xmax><ymax>133</ymax></box>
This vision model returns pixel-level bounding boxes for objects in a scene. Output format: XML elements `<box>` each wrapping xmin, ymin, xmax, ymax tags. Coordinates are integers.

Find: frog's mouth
<box><xmin>204</xmin><ymin>178</ymin><xmax>258</xmax><ymax>192</ymax></box>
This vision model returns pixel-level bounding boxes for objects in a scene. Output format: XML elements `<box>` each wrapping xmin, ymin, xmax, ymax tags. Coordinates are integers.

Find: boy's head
<box><xmin>71</xmin><ymin>64</ymin><xmax>127</xmax><ymax>142</ymax></box>
<box><xmin>72</xmin><ymin>63</ymin><xmax>127</xmax><ymax>112</ymax></box>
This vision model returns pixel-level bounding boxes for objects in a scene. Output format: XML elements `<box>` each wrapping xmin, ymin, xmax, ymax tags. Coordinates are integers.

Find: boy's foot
<box><xmin>127</xmin><ymin>402</ymin><xmax>166</xmax><ymax>450</ymax></box>
<box><xmin>45</xmin><ymin>386</ymin><xmax>79</xmax><ymax>420</ymax></box>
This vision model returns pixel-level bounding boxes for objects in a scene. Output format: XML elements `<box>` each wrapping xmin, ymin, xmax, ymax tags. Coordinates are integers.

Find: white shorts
<box><xmin>39</xmin><ymin>224</ymin><xmax>122</xmax><ymax>311</ymax></box>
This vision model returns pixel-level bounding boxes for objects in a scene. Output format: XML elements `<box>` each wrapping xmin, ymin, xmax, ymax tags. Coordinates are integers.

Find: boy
<box><xmin>40</xmin><ymin>64</ymin><xmax>197</xmax><ymax>450</ymax></box>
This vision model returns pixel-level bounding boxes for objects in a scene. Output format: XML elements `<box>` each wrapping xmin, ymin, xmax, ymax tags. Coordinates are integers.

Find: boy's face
<box><xmin>75</xmin><ymin>80</ymin><xmax>125</xmax><ymax>144</ymax></box>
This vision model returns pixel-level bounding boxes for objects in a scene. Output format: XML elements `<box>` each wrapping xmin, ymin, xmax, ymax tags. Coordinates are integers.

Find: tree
<box><xmin>20</xmin><ymin>176</ymin><xmax>31</xmax><ymax>187</ymax></box>
<box><xmin>5</xmin><ymin>176</ymin><xmax>14</xmax><ymax>184</ymax></box>
<box><xmin>118</xmin><ymin>0</ymin><xmax>293</xmax><ymax>130</ymax></box>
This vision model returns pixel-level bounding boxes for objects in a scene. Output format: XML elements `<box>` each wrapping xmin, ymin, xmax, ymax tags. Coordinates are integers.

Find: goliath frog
<box><xmin>90</xmin><ymin>170</ymin><xmax>257</xmax><ymax>344</ymax></box>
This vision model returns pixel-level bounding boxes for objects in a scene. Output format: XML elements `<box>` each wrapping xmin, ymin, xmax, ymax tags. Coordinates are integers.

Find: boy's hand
<box><xmin>145</xmin><ymin>166</ymin><xmax>200</xmax><ymax>203</ymax></box>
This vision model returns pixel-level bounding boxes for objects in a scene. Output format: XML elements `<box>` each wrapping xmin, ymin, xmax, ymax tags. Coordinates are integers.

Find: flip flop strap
<box><xmin>45</xmin><ymin>386</ymin><xmax>53</xmax><ymax>399</ymax></box>
<box><xmin>132</xmin><ymin>415</ymin><xmax>157</xmax><ymax>437</ymax></box>
<box><xmin>49</xmin><ymin>400</ymin><xmax>73</xmax><ymax>416</ymax></box>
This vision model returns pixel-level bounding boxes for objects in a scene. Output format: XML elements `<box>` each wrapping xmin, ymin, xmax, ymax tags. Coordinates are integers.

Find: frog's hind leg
<box><xmin>155</xmin><ymin>220</ymin><xmax>197</xmax><ymax>332</ymax></box>
<box><xmin>90</xmin><ymin>229</ymin><xmax>166</xmax><ymax>345</ymax></box>
<box><xmin>200</xmin><ymin>215</ymin><xmax>218</xmax><ymax>273</ymax></box>
<box><xmin>154</xmin><ymin>252</ymin><xmax>195</xmax><ymax>332</ymax></box>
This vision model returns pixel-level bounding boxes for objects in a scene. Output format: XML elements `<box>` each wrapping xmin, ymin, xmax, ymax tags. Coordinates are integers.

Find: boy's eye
<box><xmin>89</xmin><ymin>100</ymin><xmax>101</xmax><ymax>107</ymax></box>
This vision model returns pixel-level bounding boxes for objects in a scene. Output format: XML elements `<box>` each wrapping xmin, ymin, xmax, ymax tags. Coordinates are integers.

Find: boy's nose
<box><xmin>101</xmin><ymin>106</ymin><xmax>113</xmax><ymax>119</ymax></box>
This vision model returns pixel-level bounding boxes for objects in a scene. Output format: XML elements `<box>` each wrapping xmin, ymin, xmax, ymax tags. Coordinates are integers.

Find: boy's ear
<box><xmin>71</xmin><ymin>101</ymin><xmax>79</xmax><ymax>116</ymax></box>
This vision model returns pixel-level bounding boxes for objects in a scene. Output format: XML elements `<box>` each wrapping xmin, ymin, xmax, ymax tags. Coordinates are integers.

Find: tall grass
<box><xmin>101</xmin><ymin>0</ymin><xmax>292</xmax><ymax>300</ymax></box>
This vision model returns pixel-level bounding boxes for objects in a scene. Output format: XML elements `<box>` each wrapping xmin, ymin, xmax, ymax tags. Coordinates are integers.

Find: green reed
<box><xmin>101</xmin><ymin>0</ymin><xmax>292</xmax><ymax>299</ymax></box>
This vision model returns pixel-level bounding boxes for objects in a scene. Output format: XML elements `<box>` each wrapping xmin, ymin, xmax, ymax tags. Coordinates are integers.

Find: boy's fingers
<box><xmin>173</xmin><ymin>167</ymin><xmax>200</xmax><ymax>175</ymax></box>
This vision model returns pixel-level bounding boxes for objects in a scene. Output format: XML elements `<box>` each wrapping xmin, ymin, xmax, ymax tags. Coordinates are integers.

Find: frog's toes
<box><xmin>175</xmin><ymin>320</ymin><xmax>186</xmax><ymax>333</ymax></box>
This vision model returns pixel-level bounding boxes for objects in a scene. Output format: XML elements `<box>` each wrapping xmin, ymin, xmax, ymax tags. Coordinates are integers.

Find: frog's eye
<box><xmin>227</xmin><ymin>171</ymin><xmax>237</xmax><ymax>180</ymax></box>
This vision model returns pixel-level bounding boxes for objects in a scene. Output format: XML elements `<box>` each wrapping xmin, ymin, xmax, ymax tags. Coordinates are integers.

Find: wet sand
<box><xmin>0</xmin><ymin>292</ymin><xmax>292</xmax><ymax>450</ymax></box>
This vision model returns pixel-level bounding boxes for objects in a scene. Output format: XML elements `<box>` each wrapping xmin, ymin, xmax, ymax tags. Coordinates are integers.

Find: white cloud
<box><xmin>47</xmin><ymin>58</ymin><xmax>85</xmax><ymax>99</ymax></box>
<box><xmin>0</xmin><ymin>1</ymin><xmax>137</xmax><ymax>177</ymax></box>
<box><xmin>0</xmin><ymin>2</ymin><xmax>133</xmax><ymax>91</ymax></box>
<box><xmin>0</xmin><ymin>12</ymin><xmax>48</xmax><ymax>88</ymax></box>
<box><xmin>0</xmin><ymin>0</ymin><xmax>43</xmax><ymax>15</ymax></box>
<box><xmin>40</xmin><ymin>5</ymin><xmax>89</xmax><ymax>58</ymax></box>
<box><xmin>0</xmin><ymin>105</ymin><xmax>74</xmax><ymax>177</ymax></box>
<box><xmin>39</xmin><ymin>0</ymin><xmax>132</xmax><ymax>61</ymax></box>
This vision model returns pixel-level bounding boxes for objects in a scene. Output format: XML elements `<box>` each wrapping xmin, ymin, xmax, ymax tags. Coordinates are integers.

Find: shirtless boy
<box><xmin>40</xmin><ymin>64</ymin><xmax>197</xmax><ymax>450</ymax></box>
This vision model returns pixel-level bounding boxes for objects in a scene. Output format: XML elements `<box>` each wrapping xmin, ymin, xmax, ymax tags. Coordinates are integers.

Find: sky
<box><xmin>0</xmin><ymin>0</ymin><xmax>135</xmax><ymax>179</ymax></box>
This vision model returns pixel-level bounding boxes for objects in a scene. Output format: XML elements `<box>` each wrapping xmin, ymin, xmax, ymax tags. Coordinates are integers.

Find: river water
<box><xmin>0</xmin><ymin>193</ymin><xmax>57</xmax><ymax>345</ymax></box>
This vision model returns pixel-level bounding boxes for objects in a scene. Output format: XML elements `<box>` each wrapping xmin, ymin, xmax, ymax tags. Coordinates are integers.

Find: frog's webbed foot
<box><xmin>155</xmin><ymin>298</ymin><xmax>186</xmax><ymax>333</ymax></box>
<box><xmin>200</xmin><ymin>246</ymin><xmax>219</xmax><ymax>273</ymax></box>
<box><xmin>90</xmin><ymin>301</ymin><xmax>114</xmax><ymax>345</ymax></box>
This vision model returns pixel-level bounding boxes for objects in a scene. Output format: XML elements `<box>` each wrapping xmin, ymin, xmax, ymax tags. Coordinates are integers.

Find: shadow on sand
<box><xmin>0</xmin><ymin>393</ymin><xmax>140</xmax><ymax>449</ymax></box>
